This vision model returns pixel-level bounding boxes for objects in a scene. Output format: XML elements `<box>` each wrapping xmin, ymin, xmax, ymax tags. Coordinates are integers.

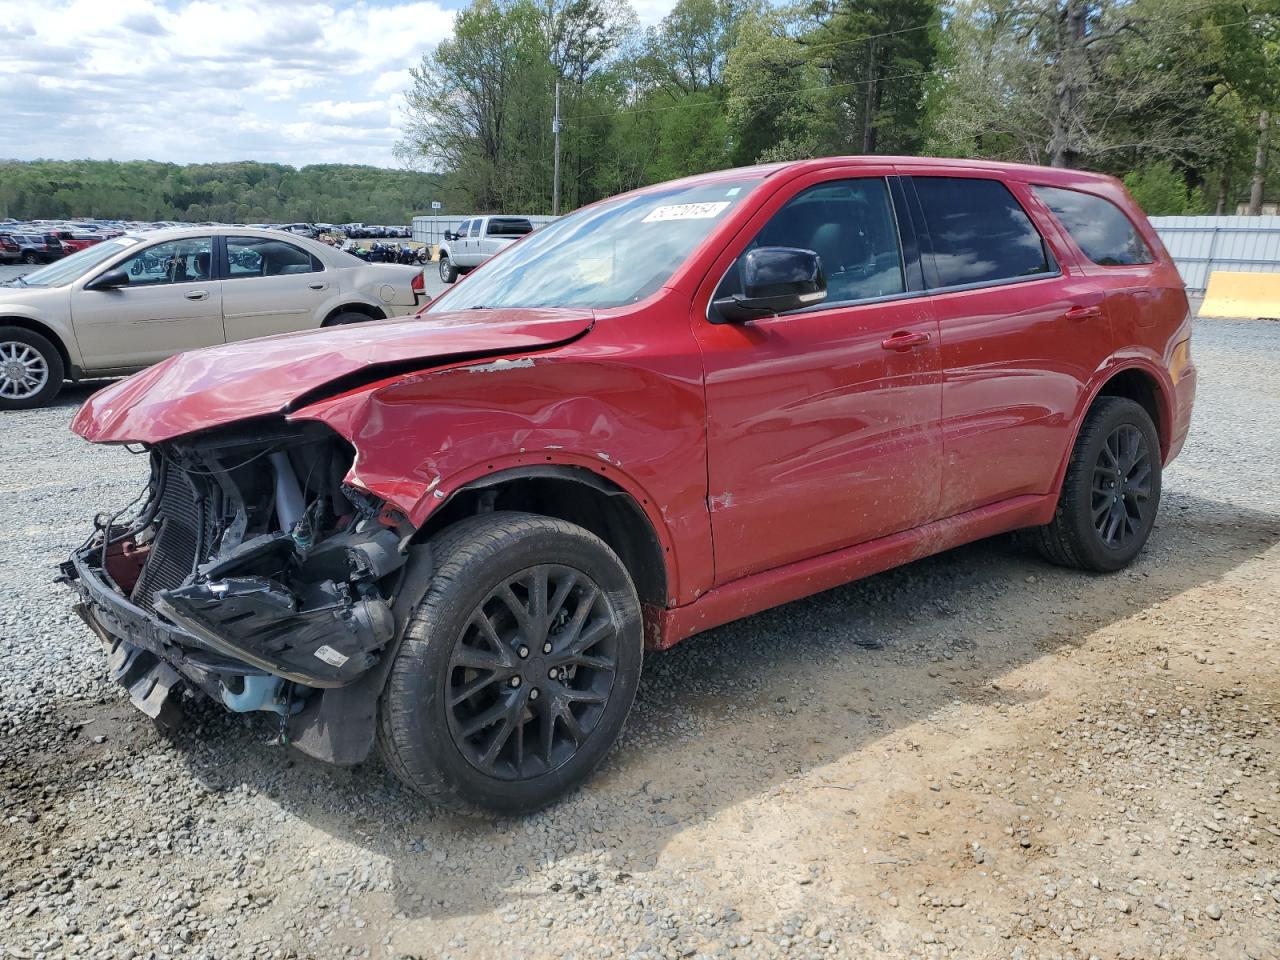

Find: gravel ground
<box><xmin>2</xmin><ymin>308</ymin><xmax>1278</xmax><ymax>960</ymax></box>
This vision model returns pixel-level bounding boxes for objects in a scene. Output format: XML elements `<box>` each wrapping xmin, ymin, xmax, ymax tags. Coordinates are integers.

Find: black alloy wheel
<box><xmin>446</xmin><ymin>564</ymin><xmax>619</xmax><ymax>781</ymax></box>
<box><xmin>1033</xmin><ymin>395</ymin><xmax>1162</xmax><ymax>572</ymax></box>
<box><xmin>377</xmin><ymin>512</ymin><xmax>643</xmax><ymax>814</ymax></box>
<box><xmin>1091</xmin><ymin>423</ymin><xmax>1153</xmax><ymax>549</ymax></box>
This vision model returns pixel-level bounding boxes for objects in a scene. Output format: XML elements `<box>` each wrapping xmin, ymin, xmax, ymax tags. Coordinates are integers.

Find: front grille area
<box><xmin>131</xmin><ymin>460</ymin><xmax>213</xmax><ymax>614</ymax></box>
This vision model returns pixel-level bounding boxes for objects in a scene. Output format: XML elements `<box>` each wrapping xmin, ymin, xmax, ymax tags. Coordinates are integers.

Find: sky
<box><xmin>3</xmin><ymin>0</ymin><xmax>679</xmax><ymax>170</ymax></box>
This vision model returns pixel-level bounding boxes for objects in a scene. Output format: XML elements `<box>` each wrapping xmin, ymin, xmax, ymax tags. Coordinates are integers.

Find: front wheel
<box><xmin>438</xmin><ymin>255</ymin><xmax>458</xmax><ymax>284</ymax></box>
<box><xmin>378</xmin><ymin>512</ymin><xmax>643</xmax><ymax>814</ymax></box>
<box><xmin>21</xmin><ymin>252</ymin><xmax>39</xmax><ymax>264</ymax></box>
<box><xmin>1033</xmin><ymin>396</ymin><xmax>1162</xmax><ymax>572</ymax></box>
<box><xmin>0</xmin><ymin>326</ymin><xmax>64</xmax><ymax>409</ymax></box>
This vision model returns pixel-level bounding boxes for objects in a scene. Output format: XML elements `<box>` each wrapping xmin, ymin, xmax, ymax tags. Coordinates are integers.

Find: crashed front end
<box><xmin>61</xmin><ymin>419</ymin><xmax>424</xmax><ymax>764</ymax></box>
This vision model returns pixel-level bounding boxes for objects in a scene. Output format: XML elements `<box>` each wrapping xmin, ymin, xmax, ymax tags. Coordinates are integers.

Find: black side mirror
<box><xmin>443</xmin><ymin>230</ymin><xmax>454</xmax><ymax>241</ymax></box>
<box><xmin>712</xmin><ymin>247</ymin><xmax>826</xmax><ymax>323</ymax></box>
<box><xmin>85</xmin><ymin>268</ymin><xmax>130</xmax><ymax>291</ymax></box>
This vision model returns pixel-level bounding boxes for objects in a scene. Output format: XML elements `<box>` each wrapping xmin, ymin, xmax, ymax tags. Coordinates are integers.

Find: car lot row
<box><xmin>0</xmin><ymin>218</ymin><xmax>414</xmax><ymax>266</ymax></box>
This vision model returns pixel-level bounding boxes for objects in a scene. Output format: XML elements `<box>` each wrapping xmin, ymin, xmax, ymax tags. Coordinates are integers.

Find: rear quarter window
<box><xmin>1032</xmin><ymin>185</ymin><xmax>1154</xmax><ymax>266</ymax></box>
<box><xmin>912</xmin><ymin>177</ymin><xmax>1054</xmax><ymax>287</ymax></box>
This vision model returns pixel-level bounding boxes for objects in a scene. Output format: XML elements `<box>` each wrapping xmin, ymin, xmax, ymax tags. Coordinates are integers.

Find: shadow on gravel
<box><xmin>145</xmin><ymin>489</ymin><xmax>1280</xmax><ymax>921</ymax></box>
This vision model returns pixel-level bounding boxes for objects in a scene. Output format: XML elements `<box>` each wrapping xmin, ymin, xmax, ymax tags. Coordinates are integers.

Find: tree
<box><xmin>801</xmin><ymin>0</ymin><xmax>938</xmax><ymax>155</ymax></box>
<box><xmin>724</xmin><ymin>10</ymin><xmax>833</xmax><ymax>163</ymax></box>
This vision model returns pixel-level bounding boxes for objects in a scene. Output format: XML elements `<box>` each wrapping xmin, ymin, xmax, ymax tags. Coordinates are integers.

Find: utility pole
<box><xmin>552</xmin><ymin>80</ymin><xmax>561</xmax><ymax>217</ymax></box>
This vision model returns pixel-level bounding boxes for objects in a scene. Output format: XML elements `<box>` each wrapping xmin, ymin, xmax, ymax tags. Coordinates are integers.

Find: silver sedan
<box><xmin>0</xmin><ymin>227</ymin><xmax>427</xmax><ymax>408</ymax></box>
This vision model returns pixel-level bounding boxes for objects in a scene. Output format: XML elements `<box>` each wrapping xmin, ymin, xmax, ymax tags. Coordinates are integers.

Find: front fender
<box><xmin>290</xmin><ymin>348</ymin><xmax>712</xmax><ymax>605</ymax></box>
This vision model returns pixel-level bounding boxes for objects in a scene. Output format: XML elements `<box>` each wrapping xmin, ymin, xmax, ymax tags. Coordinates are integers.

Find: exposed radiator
<box><xmin>131</xmin><ymin>460</ymin><xmax>211</xmax><ymax>614</ymax></box>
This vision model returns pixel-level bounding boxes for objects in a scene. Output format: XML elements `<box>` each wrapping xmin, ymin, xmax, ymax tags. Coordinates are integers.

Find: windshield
<box><xmin>18</xmin><ymin>238</ymin><xmax>138</xmax><ymax>286</ymax></box>
<box><xmin>429</xmin><ymin>179</ymin><xmax>759</xmax><ymax>311</ymax></box>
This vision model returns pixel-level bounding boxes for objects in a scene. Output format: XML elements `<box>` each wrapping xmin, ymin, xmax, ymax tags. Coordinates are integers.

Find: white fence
<box><xmin>1150</xmin><ymin>215</ymin><xmax>1280</xmax><ymax>292</ymax></box>
<box><xmin>411</xmin><ymin>214</ymin><xmax>559</xmax><ymax>248</ymax></box>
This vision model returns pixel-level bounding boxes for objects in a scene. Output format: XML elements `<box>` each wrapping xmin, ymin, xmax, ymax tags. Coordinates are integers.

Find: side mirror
<box><xmin>712</xmin><ymin>247</ymin><xmax>826</xmax><ymax>323</ymax></box>
<box><xmin>85</xmin><ymin>268</ymin><xmax>130</xmax><ymax>291</ymax></box>
<box><xmin>443</xmin><ymin>230</ymin><xmax>454</xmax><ymax>241</ymax></box>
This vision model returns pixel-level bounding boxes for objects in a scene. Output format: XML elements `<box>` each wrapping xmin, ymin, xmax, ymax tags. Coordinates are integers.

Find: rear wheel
<box><xmin>438</xmin><ymin>256</ymin><xmax>458</xmax><ymax>284</ymax></box>
<box><xmin>323</xmin><ymin>310</ymin><xmax>374</xmax><ymax>327</ymax></box>
<box><xmin>378</xmin><ymin>512</ymin><xmax>643</xmax><ymax>814</ymax></box>
<box><xmin>1033</xmin><ymin>396</ymin><xmax>1161</xmax><ymax>572</ymax></box>
<box><xmin>21</xmin><ymin>252</ymin><xmax>39</xmax><ymax>264</ymax></box>
<box><xmin>0</xmin><ymin>326</ymin><xmax>64</xmax><ymax>409</ymax></box>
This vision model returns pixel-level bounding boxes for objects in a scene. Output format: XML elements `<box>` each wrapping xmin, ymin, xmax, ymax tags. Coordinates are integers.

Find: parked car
<box><xmin>9</xmin><ymin>233</ymin><xmax>61</xmax><ymax>264</ymax></box>
<box><xmin>63</xmin><ymin>157</ymin><xmax>1194</xmax><ymax>814</ymax></box>
<box><xmin>437</xmin><ymin>215</ymin><xmax>534</xmax><ymax>282</ymax></box>
<box><xmin>52</xmin><ymin>230</ymin><xmax>105</xmax><ymax>254</ymax></box>
<box><xmin>0</xmin><ymin>233</ymin><xmax>21</xmax><ymax>263</ymax></box>
<box><xmin>0</xmin><ymin>227</ymin><xmax>426</xmax><ymax>408</ymax></box>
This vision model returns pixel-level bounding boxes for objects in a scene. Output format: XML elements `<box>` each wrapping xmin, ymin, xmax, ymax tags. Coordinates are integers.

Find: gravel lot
<box><xmin>1</xmin><ymin>300</ymin><xmax>1278</xmax><ymax>960</ymax></box>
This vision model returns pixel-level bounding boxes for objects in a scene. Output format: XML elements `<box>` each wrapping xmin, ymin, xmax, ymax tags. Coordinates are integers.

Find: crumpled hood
<box><xmin>72</xmin><ymin>308</ymin><xmax>593</xmax><ymax>444</ymax></box>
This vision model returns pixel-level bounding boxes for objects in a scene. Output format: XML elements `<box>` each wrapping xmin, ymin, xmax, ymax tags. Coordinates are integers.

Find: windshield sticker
<box><xmin>725</xmin><ymin>187</ymin><xmax>741</xmax><ymax>196</ymax></box>
<box><xmin>642</xmin><ymin>201</ymin><xmax>731</xmax><ymax>223</ymax></box>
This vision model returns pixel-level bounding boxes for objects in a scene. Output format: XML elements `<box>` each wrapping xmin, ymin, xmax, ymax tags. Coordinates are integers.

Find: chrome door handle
<box><xmin>185</xmin><ymin>290</ymin><xmax>209</xmax><ymax>301</ymax></box>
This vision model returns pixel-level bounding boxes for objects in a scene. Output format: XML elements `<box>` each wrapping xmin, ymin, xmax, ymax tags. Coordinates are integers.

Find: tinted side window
<box><xmin>1033</xmin><ymin>185</ymin><xmax>1153</xmax><ymax>266</ymax></box>
<box><xmin>455</xmin><ymin>221</ymin><xmax>470</xmax><ymax>239</ymax></box>
<box><xmin>488</xmin><ymin>218</ymin><xmax>533</xmax><ymax>237</ymax></box>
<box><xmin>913</xmin><ymin>177</ymin><xmax>1052</xmax><ymax>287</ymax></box>
<box><xmin>716</xmin><ymin>178</ymin><xmax>905</xmax><ymax>305</ymax></box>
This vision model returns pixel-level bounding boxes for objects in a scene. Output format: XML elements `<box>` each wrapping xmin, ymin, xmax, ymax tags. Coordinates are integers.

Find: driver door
<box><xmin>692</xmin><ymin>172</ymin><xmax>943</xmax><ymax>585</ymax></box>
<box><xmin>72</xmin><ymin>237</ymin><xmax>224</xmax><ymax>371</ymax></box>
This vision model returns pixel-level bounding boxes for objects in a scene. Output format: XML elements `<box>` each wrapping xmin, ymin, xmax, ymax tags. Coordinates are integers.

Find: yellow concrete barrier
<box><xmin>1199</xmin><ymin>270</ymin><xmax>1280</xmax><ymax>319</ymax></box>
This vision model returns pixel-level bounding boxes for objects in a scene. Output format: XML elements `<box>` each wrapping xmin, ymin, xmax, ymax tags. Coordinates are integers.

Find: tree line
<box><xmin>0</xmin><ymin>160</ymin><xmax>442</xmax><ymax>224</ymax></box>
<box><xmin>400</xmin><ymin>0</ymin><xmax>1280</xmax><ymax>216</ymax></box>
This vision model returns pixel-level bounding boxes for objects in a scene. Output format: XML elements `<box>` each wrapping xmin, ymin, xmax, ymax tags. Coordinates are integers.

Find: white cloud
<box><xmin>1</xmin><ymin>0</ymin><xmax>460</xmax><ymax>167</ymax></box>
<box><xmin>2</xmin><ymin>0</ymin><xmax>682</xmax><ymax>168</ymax></box>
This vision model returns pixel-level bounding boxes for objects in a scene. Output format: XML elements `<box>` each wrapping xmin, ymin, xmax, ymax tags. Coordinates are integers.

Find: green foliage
<box><xmin>1123</xmin><ymin>163</ymin><xmax>1206</xmax><ymax>215</ymax></box>
<box><xmin>0</xmin><ymin>160</ymin><xmax>441</xmax><ymax>223</ymax></box>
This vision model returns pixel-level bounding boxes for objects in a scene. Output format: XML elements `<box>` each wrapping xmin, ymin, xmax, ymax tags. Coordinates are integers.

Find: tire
<box><xmin>21</xmin><ymin>252</ymin><xmax>39</xmax><ymax>264</ymax></box>
<box><xmin>0</xmin><ymin>326</ymin><xmax>64</xmax><ymax>410</ymax></box>
<box><xmin>438</xmin><ymin>255</ymin><xmax>458</xmax><ymax>284</ymax></box>
<box><xmin>322</xmin><ymin>310</ymin><xmax>375</xmax><ymax>327</ymax></box>
<box><xmin>378</xmin><ymin>512</ymin><xmax>643</xmax><ymax>815</ymax></box>
<box><xmin>1033</xmin><ymin>396</ymin><xmax>1162</xmax><ymax>572</ymax></box>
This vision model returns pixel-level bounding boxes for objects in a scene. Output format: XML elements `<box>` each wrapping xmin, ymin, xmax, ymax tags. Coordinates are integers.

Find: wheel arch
<box><xmin>322</xmin><ymin>302</ymin><xmax>387</xmax><ymax>326</ymax></box>
<box><xmin>417</xmin><ymin>464</ymin><xmax>670</xmax><ymax>614</ymax></box>
<box><xmin>1050</xmin><ymin>361</ymin><xmax>1173</xmax><ymax>498</ymax></box>
<box><xmin>1094</xmin><ymin>365</ymin><xmax>1170</xmax><ymax>458</ymax></box>
<box><xmin>0</xmin><ymin>315</ymin><xmax>74</xmax><ymax>376</ymax></box>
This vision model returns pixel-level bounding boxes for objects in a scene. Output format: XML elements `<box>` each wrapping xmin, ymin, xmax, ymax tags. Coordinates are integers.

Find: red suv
<box><xmin>65</xmin><ymin>157</ymin><xmax>1195</xmax><ymax>813</ymax></box>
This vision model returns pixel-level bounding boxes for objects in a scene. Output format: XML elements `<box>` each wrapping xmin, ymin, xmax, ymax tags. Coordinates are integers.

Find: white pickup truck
<box><xmin>436</xmin><ymin>216</ymin><xmax>535</xmax><ymax>283</ymax></box>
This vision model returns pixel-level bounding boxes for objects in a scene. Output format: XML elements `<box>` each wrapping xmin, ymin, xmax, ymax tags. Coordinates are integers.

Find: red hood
<box><xmin>72</xmin><ymin>309</ymin><xmax>593</xmax><ymax>444</ymax></box>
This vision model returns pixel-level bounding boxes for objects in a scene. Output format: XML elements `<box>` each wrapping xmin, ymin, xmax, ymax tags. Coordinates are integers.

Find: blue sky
<box><xmin>3</xmin><ymin>0</ymin><xmax>679</xmax><ymax>169</ymax></box>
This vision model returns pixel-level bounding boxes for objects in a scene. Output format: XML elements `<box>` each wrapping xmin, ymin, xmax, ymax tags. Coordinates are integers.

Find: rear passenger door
<box><xmin>905</xmin><ymin>174</ymin><xmax>1110</xmax><ymax>517</ymax></box>
<box><xmin>219</xmin><ymin>235</ymin><xmax>330</xmax><ymax>341</ymax></box>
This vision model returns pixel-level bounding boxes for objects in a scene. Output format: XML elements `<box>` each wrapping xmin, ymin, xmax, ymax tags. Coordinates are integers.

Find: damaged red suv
<box><xmin>65</xmin><ymin>157</ymin><xmax>1195</xmax><ymax>813</ymax></box>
